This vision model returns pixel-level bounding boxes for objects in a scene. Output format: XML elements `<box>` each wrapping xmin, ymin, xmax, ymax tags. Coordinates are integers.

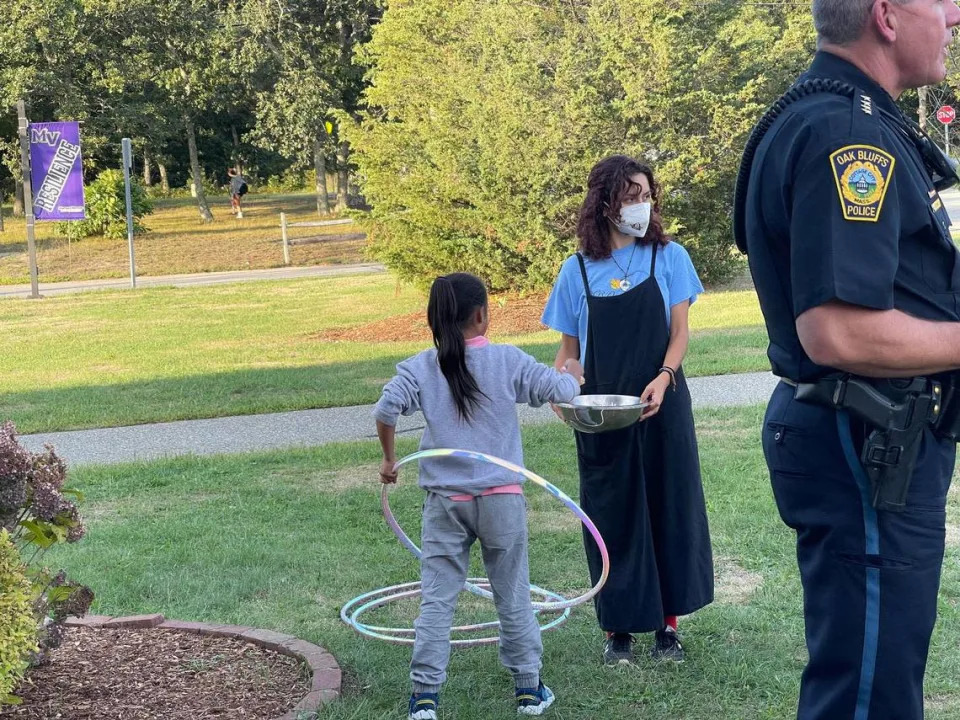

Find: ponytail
<box><xmin>427</xmin><ymin>273</ymin><xmax>488</xmax><ymax>421</ymax></box>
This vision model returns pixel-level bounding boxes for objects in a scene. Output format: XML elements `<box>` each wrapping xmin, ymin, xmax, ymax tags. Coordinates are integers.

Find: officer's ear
<box><xmin>870</xmin><ymin>0</ymin><xmax>900</xmax><ymax>44</ymax></box>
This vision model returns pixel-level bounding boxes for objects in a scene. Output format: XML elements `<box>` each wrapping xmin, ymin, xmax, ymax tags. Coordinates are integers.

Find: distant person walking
<box><xmin>228</xmin><ymin>168</ymin><xmax>248</xmax><ymax>218</ymax></box>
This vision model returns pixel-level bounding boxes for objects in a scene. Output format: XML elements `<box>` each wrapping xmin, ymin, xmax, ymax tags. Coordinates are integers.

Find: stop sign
<box><xmin>938</xmin><ymin>105</ymin><xmax>956</xmax><ymax>124</ymax></box>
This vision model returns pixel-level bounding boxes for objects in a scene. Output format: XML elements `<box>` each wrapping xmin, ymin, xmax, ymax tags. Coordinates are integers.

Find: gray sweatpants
<box><xmin>411</xmin><ymin>492</ymin><xmax>543</xmax><ymax>694</ymax></box>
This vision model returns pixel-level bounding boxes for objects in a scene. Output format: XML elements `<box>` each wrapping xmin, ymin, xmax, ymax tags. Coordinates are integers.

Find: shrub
<box><xmin>0</xmin><ymin>422</ymin><xmax>93</xmax><ymax>669</ymax></box>
<box><xmin>262</xmin><ymin>166</ymin><xmax>307</xmax><ymax>194</ymax></box>
<box><xmin>56</xmin><ymin>169</ymin><xmax>154</xmax><ymax>240</ymax></box>
<box><xmin>0</xmin><ymin>530</ymin><xmax>36</xmax><ymax>706</ymax></box>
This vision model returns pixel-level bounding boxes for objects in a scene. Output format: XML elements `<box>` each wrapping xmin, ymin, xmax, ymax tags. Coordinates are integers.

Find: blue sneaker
<box><xmin>408</xmin><ymin>692</ymin><xmax>439</xmax><ymax>720</ymax></box>
<box><xmin>516</xmin><ymin>682</ymin><xmax>555</xmax><ymax>716</ymax></box>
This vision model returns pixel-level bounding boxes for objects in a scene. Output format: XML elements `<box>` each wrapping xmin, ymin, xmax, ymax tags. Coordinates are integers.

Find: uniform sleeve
<box><xmin>788</xmin><ymin>131</ymin><xmax>900</xmax><ymax>317</ymax></box>
<box><xmin>372</xmin><ymin>360</ymin><xmax>422</xmax><ymax>425</ymax></box>
<box><xmin>541</xmin><ymin>258</ymin><xmax>581</xmax><ymax>336</ymax></box>
<box><xmin>510</xmin><ymin>348</ymin><xmax>581</xmax><ymax>406</ymax></box>
<box><xmin>668</xmin><ymin>243</ymin><xmax>704</xmax><ymax>307</ymax></box>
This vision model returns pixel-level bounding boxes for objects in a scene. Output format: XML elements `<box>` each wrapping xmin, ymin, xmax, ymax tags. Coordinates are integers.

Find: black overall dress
<box><xmin>574</xmin><ymin>245</ymin><xmax>714</xmax><ymax>633</ymax></box>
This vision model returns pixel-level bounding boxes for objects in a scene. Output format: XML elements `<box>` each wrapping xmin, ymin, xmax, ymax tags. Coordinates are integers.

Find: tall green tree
<box><xmin>94</xmin><ymin>0</ymin><xmax>244</xmax><ymax>222</ymax></box>
<box><xmin>243</xmin><ymin>0</ymin><xmax>379</xmax><ymax>215</ymax></box>
<box><xmin>241</xmin><ymin>0</ymin><xmax>339</xmax><ymax>215</ymax></box>
<box><xmin>0</xmin><ymin>0</ymin><xmax>110</xmax><ymax>216</ymax></box>
<box><xmin>348</xmin><ymin>0</ymin><xmax>815</xmax><ymax>290</ymax></box>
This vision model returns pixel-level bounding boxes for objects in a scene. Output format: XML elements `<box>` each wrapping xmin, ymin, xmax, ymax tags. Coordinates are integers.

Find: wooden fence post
<box><xmin>280</xmin><ymin>212</ymin><xmax>290</xmax><ymax>266</ymax></box>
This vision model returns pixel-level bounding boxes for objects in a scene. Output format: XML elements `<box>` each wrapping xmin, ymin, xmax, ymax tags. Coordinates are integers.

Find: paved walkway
<box><xmin>18</xmin><ymin>371</ymin><xmax>780</xmax><ymax>466</ymax></box>
<box><xmin>0</xmin><ymin>263</ymin><xmax>385</xmax><ymax>299</ymax></box>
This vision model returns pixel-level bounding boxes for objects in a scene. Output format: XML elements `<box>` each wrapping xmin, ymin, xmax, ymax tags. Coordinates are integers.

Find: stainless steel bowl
<box><xmin>555</xmin><ymin>394</ymin><xmax>649</xmax><ymax>434</ymax></box>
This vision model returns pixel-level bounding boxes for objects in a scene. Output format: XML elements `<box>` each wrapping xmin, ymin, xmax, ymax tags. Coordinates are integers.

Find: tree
<box><xmin>95</xmin><ymin>0</ymin><xmax>245</xmax><ymax>222</ymax></box>
<box><xmin>0</xmin><ymin>0</ymin><xmax>103</xmax><ymax>204</ymax></box>
<box><xmin>241</xmin><ymin>0</ymin><xmax>339</xmax><ymax>215</ymax></box>
<box><xmin>348</xmin><ymin>0</ymin><xmax>815</xmax><ymax>291</ymax></box>
<box><xmin>330</xmin><ymin>0</ymin><xmax>382</xmax><ymax>211</ymax></box>
<box><xmin>0</xmin><ymin>0</ymin><xmax>108</xmax><ymax>217</ymax></box>
<box><xmin>243</xmin><ymin>0</ymin><xmax>379</xmax><ymax>216</ymax></box>
<box><xmin>0</xmin><ymin>0</ymin><xmax>102</xmax><ymax>119</ymax></box>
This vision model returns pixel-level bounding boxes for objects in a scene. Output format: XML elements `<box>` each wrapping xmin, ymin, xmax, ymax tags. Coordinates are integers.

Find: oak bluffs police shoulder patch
<box><xmin>829</xmin><ymin>145</ymin><xmax>895</xmax><ymax>222</ymax></box>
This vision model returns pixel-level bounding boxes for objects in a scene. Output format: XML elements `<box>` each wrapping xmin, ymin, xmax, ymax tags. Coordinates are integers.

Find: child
<box><xmin>374</xmin><ymin>272</ymin><xmax>584</xmax><ymax>719</ymax></box>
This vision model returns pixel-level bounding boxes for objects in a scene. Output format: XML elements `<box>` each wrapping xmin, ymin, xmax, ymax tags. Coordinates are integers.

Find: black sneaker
<box><xmin>603</xmin><ymin>633</ymin><xmax>635</xmax><ymax>666</ymax></box>
<box><xmin>652</xmin><ymin>627</ymin><xmax>685</xmax><ymax>663</ymax></box>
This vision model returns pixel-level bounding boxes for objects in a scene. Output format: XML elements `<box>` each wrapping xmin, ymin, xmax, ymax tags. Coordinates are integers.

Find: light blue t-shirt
<box><xmin>541</xmin><ymin>242</ymin><xmax>704</xmax><ymax>364</ymax></box>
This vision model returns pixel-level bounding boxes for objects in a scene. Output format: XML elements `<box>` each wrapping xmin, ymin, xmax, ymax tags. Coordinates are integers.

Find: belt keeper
<box><xmin>832</xmin><ymin>379</ymin><xmax>847</xmax><ymax>406</ymax></box>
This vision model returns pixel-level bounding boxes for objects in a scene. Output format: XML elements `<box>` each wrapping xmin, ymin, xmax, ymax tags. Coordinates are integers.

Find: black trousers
<box><xmin>764</xmin><ymin>381</ymin><xmax>954</xmax><ymax>720</ymax></box>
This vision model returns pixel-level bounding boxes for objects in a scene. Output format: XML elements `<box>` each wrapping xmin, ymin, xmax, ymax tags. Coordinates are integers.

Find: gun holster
<box><xmin>793</xmin><ymin>376</ymin><xmax>941</xmax><ymax>512</ymax></box>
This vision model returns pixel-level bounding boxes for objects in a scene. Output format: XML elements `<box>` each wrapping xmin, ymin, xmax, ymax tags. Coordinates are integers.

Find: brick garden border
<box><xmin>64</xmin><ymin>613</ymin><xmax>341</xmax><ymax>720</ymax></box>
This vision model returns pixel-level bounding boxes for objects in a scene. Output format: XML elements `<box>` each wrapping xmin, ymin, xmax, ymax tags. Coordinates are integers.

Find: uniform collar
<box><xmin>805</xmin><ymin>51</ymin><xmax>901</xmax><ymax>116</ymax></box>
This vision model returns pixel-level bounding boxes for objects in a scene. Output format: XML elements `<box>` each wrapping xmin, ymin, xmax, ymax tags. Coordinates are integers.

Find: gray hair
<box><xmin>812</xmin><ymin>0</ymin><xmax>911</xmax><ymax>46</ymax></box>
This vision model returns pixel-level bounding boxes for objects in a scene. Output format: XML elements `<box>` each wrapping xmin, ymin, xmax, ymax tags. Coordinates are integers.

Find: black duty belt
<box><xmin>779</xmin><ymin>375</ymin><xmax>948</xmax><ymax>511</ymax></box>
<box><xmin>782</xmin><ymin>376</ymin><xmax>941</xmax><ymax>431</ymax></box>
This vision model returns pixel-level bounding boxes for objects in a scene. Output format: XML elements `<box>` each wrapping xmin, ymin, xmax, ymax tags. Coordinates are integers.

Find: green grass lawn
<box><xmin>0</xmin><ymin>193</ymin><xmax>365</xmax><ymax>285</ymax></box>
<box><xmin>37</xmin><ymin>408</ymin><xmax>960</xmax><ymax>719</ymax></box>
<box><xmin>0</xmin><ymin>276</ymin><xmax>767</xmax><ymax>434</ymax></box>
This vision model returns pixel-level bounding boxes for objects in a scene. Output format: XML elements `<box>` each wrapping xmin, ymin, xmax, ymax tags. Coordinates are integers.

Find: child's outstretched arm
<box><xmin>512</xmin><ymin>348</ymin><xmax>583</xmax><ymax>407</ymax></box>
<box><xmin>377</xmin><ymin>420</ymin><xmax>398</xmax><ymax>484</ymax></box>
<box><xmin>372</xmin><ymin>361</ymin><xmax>421</xmax><ymax>484</ymax></box>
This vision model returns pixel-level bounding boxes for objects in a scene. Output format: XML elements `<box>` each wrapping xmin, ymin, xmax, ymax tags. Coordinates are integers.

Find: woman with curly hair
<box><xmin>542</xmin><ymin>154</ymin><xmax>713</xmax><ymax>666</ymax></box>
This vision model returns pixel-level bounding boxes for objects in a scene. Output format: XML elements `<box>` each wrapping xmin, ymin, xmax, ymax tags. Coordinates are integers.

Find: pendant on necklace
<box><xmin>609</xmin><ymin>278</ymin><xmax>621</xmax><ymax>290</ymax></box>
<box><xmin>619</xmin><ymin>278</ymin><xmax>631</xmax><ymax>291</ymax></box>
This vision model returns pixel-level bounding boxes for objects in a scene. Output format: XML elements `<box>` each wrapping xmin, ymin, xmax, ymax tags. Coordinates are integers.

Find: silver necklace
<box><xmin>609</xmin><ymin>243</ymin><xmax>638</xmax><ymax>291</ymax></box>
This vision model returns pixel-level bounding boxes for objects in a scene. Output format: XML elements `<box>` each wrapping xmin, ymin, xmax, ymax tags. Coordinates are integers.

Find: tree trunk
<box><xmin>13</xmin><ymin>180</ymin><xmax>24</xmax><ymax>217</ymax></box>
<box><xmin>919</xmin><ymin>85</ymin><xmax>929</xmax><ymax>131</ymax></box>
<box><xmin>313</xmin><ymin>136</ymin><xmax>331</xmax><ymax>216</ymax></box>
<box><xmin>184</xmin><ymin>114</ymin><xmax>214</xmax><ymax>222</ymax></box>
<box><xmin>336</xmin><ymin>140</ymin><xmax>349</xmax><ymax>212</ymax></box>
<box><xmin>336</xmin><ymin>17</ymin><xmax>353</xmax><ymax>214</ymax></box>
<box><xmin>231</xmin><ymin>125</ymin><xmax>243</xmax><ymax>175</ymax></box>
<box><xmin>143</xmin><ymin>152</ymin><xmax>153</xmax><ymax>186</ymax></box>
<box><xmin>0</xmin><ymin>193</ymin><xmax>4</xmax><ymax>231</ymax></box>
<box><xmin>159</xmin><ymin>162</ymin><xmax>170</xmax><ymax>194</ymax></box>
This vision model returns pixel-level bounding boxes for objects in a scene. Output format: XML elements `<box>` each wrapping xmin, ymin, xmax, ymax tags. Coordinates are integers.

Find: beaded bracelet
<box><xmin>658</xmin><ymin>366</ymin><xmax>677</xmax><ymax>390</ymax></box>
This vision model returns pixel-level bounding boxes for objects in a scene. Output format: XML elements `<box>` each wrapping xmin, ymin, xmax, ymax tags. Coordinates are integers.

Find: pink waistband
<box><xmin>449</xmin><ymin>484</ymin><xmax>523</xmax><ymax>502</ymax></box>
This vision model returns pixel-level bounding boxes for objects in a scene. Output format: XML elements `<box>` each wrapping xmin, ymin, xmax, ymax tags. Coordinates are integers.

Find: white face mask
<box><xmin>616</xmin><ymin>202</ymin><xmax>651</xmax><ymax>238</ymax></box>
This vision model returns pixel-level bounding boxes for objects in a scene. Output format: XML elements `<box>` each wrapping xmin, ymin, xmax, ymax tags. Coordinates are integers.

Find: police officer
<box><xmin>734</xmin><ymin>1</ymin><xmax>960</xmax><ymax>718</ymax></box>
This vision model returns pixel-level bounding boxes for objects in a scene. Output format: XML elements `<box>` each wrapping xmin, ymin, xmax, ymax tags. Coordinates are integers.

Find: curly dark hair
<box><xmin>576</xmin><ymin>155</ymin><xmax>668</xmax><ymax>260</ymax></box>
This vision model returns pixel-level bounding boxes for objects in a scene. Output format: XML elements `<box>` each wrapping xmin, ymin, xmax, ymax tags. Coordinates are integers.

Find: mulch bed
<box><xmin>315</xmin><ymin>292</ymin><xmax>551</xmax><ymax>343</ymax></box>
<box><xmin>3</xmin><ymin>627</ymin><xmax>310</xmax><ymax>720</ymax></box>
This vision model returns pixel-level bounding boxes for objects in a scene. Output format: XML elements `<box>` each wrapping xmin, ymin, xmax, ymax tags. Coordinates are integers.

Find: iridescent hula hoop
<box><xmin>340</xmin><ymin>448</ymin><xmax>610</xmax><ymax>646</ymax></box>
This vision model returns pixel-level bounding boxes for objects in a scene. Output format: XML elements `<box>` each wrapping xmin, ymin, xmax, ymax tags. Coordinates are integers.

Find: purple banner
<box><xmin>29</xmin><ymin>122</ymin><xmax>86</xmax><ymax>221</ymax></box>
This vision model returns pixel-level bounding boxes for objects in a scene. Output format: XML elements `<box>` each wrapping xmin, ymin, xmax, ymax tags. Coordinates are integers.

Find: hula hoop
<box><xmin>340</xmin><ymin>448</ymin><xmax>610</xmax><ymax>646</ymax></box>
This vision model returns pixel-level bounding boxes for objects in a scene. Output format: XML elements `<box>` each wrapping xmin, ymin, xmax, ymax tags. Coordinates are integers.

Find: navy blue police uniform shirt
<box><xmin>745</xmin><ymin>51</ymin><xmax>960</xmax><ymax>382</ymax></box>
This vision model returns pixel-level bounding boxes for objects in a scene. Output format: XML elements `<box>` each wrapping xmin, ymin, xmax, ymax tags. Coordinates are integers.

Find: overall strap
<box><xmin>649</xmin><ymin>242</ymin><xmax>659</xmax><ymax>277</ymax></box>
<box><xmin>575</xmin><ymin>252</ymin><xmax>592</xmax><ymax>298</ymax></box>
